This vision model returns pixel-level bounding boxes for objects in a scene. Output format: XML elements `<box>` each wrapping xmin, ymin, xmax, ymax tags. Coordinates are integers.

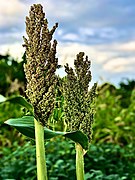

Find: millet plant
<box><xmin>2</xmin><ymin>4</ymin><xmax>97</xmax><ymax>180</ymax></box>
<box><xmin>63</xmin><ymin>53</ymin><xmax>97</xmax><ymax>179</ymax></box>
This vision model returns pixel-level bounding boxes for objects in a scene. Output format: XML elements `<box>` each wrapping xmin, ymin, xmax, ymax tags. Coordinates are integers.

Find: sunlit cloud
<box><xmin>0</xmin><ymin>0</ymin><xmax>27</xmax><ymax>28</ymax></box>
<box><xmin>115</xmin><ymin>41</ymin><xmax>135</xmax><ymax>52</ymax></box>
<box><xmin>0</xmin><ymin>43</ymin><xmax>24</xmax><ymax>60</ymax></box>
<box><xmin>57</xmin><ymin>41</ymin><xmax>135</xmax><ymax>75</ymax></box>
<box><xmin>103</xmin><ymin>57</ymin><xmax>135</xmax><ymax>73</ymax></box>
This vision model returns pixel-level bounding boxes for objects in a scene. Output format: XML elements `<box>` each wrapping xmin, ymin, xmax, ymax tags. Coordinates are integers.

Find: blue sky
<box><xmin>0</xmin><ymin>0</ymin><xmax>135</xmax><ymax>85</ymax></box>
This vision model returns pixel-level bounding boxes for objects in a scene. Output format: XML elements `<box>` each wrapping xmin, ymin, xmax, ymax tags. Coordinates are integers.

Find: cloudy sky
<box><xmin>0</xmin><ymin>0</ymin><xmax>135</xmax><ymax>86</ymax></box>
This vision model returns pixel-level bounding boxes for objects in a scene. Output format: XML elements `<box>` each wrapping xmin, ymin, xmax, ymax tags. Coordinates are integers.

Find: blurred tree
<box><xmin>0</xmin><ymin>53</ymin><xmax>26</xmax><ymax>96</ymax></box>
<box><xmin>117</xmin><ymin>79</ymin><xmax>135</xmax><ymax>108</ymax></box>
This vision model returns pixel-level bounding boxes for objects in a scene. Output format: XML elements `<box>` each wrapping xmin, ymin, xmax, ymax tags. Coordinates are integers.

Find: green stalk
<box><xmin>75</xmin><ymin>143</ymin><xmax>85</xmax><ymax>180</ymax></box>
<box><xmin>34</xmin><ymin>119</ymin><xmax>48</xmax><ymax>180</ymax></box>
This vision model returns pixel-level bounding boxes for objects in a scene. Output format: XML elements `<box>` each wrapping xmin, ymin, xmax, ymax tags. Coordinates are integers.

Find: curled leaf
<box><xmin>5</xmin><ymin>116</ymin><xmax>88</xmax><ymax>150</ymax></box>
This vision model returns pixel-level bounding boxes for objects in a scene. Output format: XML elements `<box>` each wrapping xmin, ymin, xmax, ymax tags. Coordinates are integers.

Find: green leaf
<box><xmin>64</xmin><ymin>131</ymin><xmax>88</xmax><ymax>150</ymax></box>
<box><xmin>5</xmin><ymin>116</ymin><xmax>35</xmax><ymax>139</ymax></box>
<box><xmin>0</xmin><ymin>96</ymin><xmax>34</xmax><ymax>115</ymax></box>
<box><xmin>5</xmin><ymin>116</ymin><xmax>88</xmax><ymax>150</ymax></box>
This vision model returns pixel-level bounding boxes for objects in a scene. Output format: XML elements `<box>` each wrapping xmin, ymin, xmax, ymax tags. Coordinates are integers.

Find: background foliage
<box><xmin>0</xmin><ymin>54</ymin><xmax>135</xmax><ymax>179</ymax></box>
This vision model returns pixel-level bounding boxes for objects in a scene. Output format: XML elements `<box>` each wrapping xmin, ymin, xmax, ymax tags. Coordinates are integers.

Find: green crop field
<box><xmin>0</xmin><ymin>54</ymin><xmax>135</xmax><ymax>180</ymax></box>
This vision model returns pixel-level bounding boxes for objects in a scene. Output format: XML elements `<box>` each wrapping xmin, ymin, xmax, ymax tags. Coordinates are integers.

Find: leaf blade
<box><xmin>0</xmin><ymin>96</ymin><xmax>34</xmax><ymax>115</ymax></box>
<box><xmin>5</xmin><ymin>116</ymin><xmax>88</xmax><ymax>150</ymax></box>
<box><xmin>5</xmin><ymin>116</ymin><xmax>35</xmax><ymax>139</ymax></box>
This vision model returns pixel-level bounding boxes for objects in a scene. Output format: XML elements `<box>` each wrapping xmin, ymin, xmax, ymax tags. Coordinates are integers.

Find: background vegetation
<box><xmin>0</xmin><ymin>54</ymin><xmax>135</xmax><ymax>180</ymax></box>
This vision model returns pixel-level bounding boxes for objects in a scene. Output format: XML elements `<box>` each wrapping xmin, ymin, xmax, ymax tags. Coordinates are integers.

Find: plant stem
<box><xmin>34</xmin><ymin>119</ymin><xmax>48</xmax><ymax>180</ymax></box>
<box><xmin>75</xmin><ymin>143</ymin><xmax>85</xmax><ymax>180</ymax></box>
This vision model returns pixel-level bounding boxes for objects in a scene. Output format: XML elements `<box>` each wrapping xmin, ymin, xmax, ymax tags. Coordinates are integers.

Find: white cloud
<box><xmin>0</xmin><ymin>39</ymin><xmax>134</xmax><ymax>84</ymax></box>
<box><xmin>38</xmin><ymin>0</ymin><xmax>77</xmax><ymax>20</ymax></box>
<box><xmin>0</xmin><ymin>43</ymin><xmax>25</xmax><ymax>60</ymax></box>
<box><xmin>0</xmin><ymin>0</ymin><xmax>134</xmax><ymax>85</ymax></box>
<box><xmin>62</xmin><ymin>33</ymin><xmax>79</xmax><ymax>41</ymax></box>
<box><xmin>57</xmin><ymin>41</ymin><xmax>135</xmax><ymax>74</ymax></box>
<box><xmin>99</xmin><ymin>27</ymin><xmax>118</xmax><ymax>39</ymax></box>
<box><xmin>57</xmin><ymin>43</ymin><xmax>98</xmax><ymax>67</ymax></box>
<box><xmin>115</xmin><ymin>41</ymin><xmax>135</xmax><ymax>52</ymax></box>
<box><xmin>79</xmin><ymin>27</ymin><xmax>95</xmax><ymax>36</ymax></box>
<box><xmin>0</xmin><ymin>0</ymin><xmax>27</xmax><ymax>27</ymax></box>
<box><xmin>0</xmin><ymin>0</ymin><xmax>24</xmax><ymax>15</ymax></box>
<box><xmin>103</xmin><ymin>57</ymin><xmax>135</xmax><ymax>73</ymax></box>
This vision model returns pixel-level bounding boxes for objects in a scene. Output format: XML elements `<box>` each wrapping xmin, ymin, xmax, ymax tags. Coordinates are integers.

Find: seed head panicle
<box><xmin>23</xmin><ymin>4</ymin><xmax>58</xmax><ymax>126</ymax></box>
<box><xmin>63</xmin><ymin>52</ymin><xmax>97</xmax><ymax>142</ymax></box>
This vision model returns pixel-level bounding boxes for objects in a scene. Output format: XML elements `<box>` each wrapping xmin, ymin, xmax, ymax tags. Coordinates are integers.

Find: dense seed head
<box><xmin>23</xmin><ymin>4</ymin><xmax>58</xmax><ymax>126</ymax></box>
<box><xmin>63</xmin><ymin>52</ymin><xmax>97</xmax><ymax>142</ymax></box>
